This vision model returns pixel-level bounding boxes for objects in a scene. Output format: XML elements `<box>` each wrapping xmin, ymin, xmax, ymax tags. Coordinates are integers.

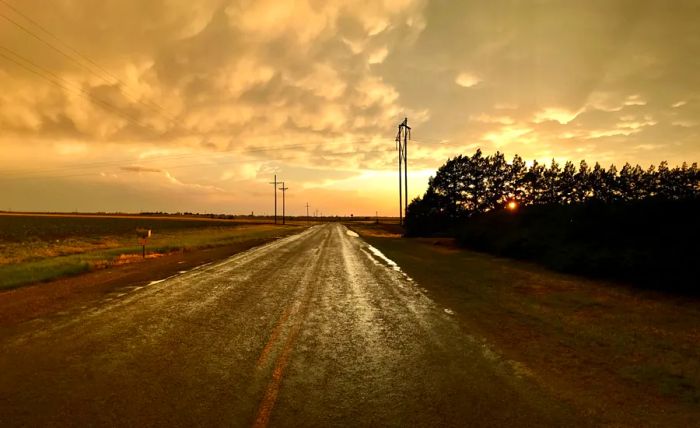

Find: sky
<box><xmin>0</xmin><ymin>0</ymin><xmax>698</xmax><ymax>216</ymax></box>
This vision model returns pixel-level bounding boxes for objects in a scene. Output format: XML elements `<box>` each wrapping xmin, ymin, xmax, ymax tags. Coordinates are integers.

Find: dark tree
<box><xmin>405</xmin><ymin>149</ymin><xmax>699</xmax><ymax>235</ymax></box>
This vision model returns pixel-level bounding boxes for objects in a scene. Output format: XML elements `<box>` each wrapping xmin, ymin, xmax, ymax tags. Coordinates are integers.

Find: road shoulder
<box><xmin>349</xmin><ymin>222</ymin><xmax>700</xmax><ymax>427</ymax></box>
<box><xmin>0</xmin><ymin>233</ymin><xmax>301</xmax><ymax>330</ymax></box>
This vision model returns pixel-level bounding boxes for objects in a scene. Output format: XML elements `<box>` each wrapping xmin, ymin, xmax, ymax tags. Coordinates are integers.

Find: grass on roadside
<box><xmin>0</xmin><ymin>225</ymin><xmax>302</xmax><ymax>290</ymax></box>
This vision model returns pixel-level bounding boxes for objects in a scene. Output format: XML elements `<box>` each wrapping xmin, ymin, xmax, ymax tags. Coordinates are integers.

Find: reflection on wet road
<box><xmin>0</xmin><ymin>223</ymin><xmax>572</xmax><ymax>427</ymax></box>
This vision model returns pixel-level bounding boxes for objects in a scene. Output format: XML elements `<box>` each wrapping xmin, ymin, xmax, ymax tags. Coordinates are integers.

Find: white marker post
<box><xmin>136</xmin><ymin>228</ymin><xmax>152</xmax><ymax>258</ymax></box>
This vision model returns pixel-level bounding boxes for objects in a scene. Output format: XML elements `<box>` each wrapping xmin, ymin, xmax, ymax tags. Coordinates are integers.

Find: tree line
<box><xmin>406</xmin><ymin>149</ymin><xmax>700</xmax><ymax>234</ymax></box>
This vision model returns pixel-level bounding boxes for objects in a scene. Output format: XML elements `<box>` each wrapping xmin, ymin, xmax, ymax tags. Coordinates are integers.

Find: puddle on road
<box><xmin>367</xmin><ymin>245</ymin><xmax>401</xmax><ymax>271</ymax></box>
<box><xmin>346</xmin><ymin>230</ymin><xmax>359</xmax><ymax>237</ymax></box>
<box><xmin>364</xmin><ymin>244</ymin><xmax>418</xmax><ymax>284</ymax></box>
<box><xmin>144</xmin><ymin>260</ymin><xmax>216</xmax><ymax>287</ymax></box>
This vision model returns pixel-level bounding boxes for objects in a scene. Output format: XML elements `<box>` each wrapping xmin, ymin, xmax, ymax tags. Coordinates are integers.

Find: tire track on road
<box><xmin>252</xmin><ymin>226</ymin><xmax>333</xmax><ymax>428</ymax></box>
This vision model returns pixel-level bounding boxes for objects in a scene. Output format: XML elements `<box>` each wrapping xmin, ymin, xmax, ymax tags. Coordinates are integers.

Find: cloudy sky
<box><xmin>0</xmin><ymin>0</ymin><xmax>698</xmax><ymax>215</ymax></box>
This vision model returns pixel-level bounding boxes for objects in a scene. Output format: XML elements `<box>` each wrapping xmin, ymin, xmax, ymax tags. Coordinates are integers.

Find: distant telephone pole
<box><xmin>306</xmin><ymin>202</ymin><xmax>310</xmax><ymax>219</ymax></box>
<box><xmin>279</xmin><ymin>182</ymin><xmax>289</xmax><ymax>225</ymax></box>
<box><xmin>268</xmin><ymin>174</ymin><xmax>280</xmax><ymax>224</ymax></box>
<box><xmin>395</xmin><ymin>117</ymin><xmax>411</xmax><ymax>225</ymax></box>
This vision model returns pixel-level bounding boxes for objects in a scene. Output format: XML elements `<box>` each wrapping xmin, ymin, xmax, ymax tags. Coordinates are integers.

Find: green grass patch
<box><xmin>0</xmin><ymin>257</ymin><xmax>92</xmax><ymax>289</ymax></box>
<box><xmin>0</xmin><ymin>246</ymin><xmax>145</xmax><ymax>290</ymax></box>
<box><xmin>0</xmin><ymin>224</ymin><xmax>303</xmax><ymax>290</ymax></box>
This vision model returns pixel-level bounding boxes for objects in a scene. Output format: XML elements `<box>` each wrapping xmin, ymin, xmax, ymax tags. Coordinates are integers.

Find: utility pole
<box><xmin>395</xmin><ymin>117</ymin><xmax>411</xmax><ymax>225</ymax></box>
<box><xmin>397</xmin><ymin>131</ymin><xmax>402</xmax><ymax>226</ymax></box>
<box><xmin>279</xmin><ymin>182</ymin><xmax>288</xmax><ymax>225</ymax></box>
<box><xmin>268</xmin><ymin>174</ymin><xmax>280</xmax><ymax>224</ymax></box>
<box><xmin>306</xmin><ymin>202</ymin><xmax>310</xmax><ymax>219</ymax></box>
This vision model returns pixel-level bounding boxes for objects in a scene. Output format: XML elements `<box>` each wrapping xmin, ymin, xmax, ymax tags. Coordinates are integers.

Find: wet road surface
<box><xmin>0</xmin><ymin>223</ymin><xmax>574</xmax><ymax>427</ymax></box>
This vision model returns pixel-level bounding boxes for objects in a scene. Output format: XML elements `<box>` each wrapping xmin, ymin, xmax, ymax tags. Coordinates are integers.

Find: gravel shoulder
<box><xmin>0</xmin><ymin>233</ymin><xmax>295</xmax><ymax>330</ymax></box>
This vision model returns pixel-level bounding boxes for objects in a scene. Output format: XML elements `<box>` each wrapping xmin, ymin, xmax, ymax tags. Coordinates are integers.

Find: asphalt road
<box><xmin>0</xmin><ymin>223</ymin><xmax>575</xmax><ymax>427</ymax></box>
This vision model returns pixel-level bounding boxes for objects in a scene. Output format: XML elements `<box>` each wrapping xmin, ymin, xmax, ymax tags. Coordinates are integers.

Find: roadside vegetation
<box><xmin>405</xmin><ymin>150</ymin><xmax>700</xmax><ymax>293</ymax></box>
<box><xmin>0</xmin><ymin>214</ymin><xmax>302</xmax><ymax>290</ymax></box>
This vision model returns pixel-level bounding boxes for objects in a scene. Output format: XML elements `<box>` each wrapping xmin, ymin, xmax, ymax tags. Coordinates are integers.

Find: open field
<box><xmin>0</xmin><ymin>213</ymin><xmax>304</xmax><ymax>290</ymax></box>
<box><xmin>350</xmin><ymin>222</ymin><xmax>700</xmax><ymax>426</ymax></box>
<box><xmin>0</xmin><ymin>212</ymin><xmax>282</xmax><ymax>242</ymax></box>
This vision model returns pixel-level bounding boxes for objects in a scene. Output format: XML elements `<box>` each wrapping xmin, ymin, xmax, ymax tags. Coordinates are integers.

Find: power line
<box><xmin>0</xmin><ymin>5</ymin><xmax>178</xmax><ymax>123</ymax></box>
<box><xmin>1</xmin><ymin>154</ymin><xmax>296</xmax><ymax>182</ymax></box>
<box><xmin>0</xmin><ymin>47</ymin><xmax>154</xmax><ymax>131</ymax></box>
<box><xmin>0</xmin><ymin>45</ymin><xmax>156</xmax><ymax>132</ymax></box>
<box><xmin>19</xmin><ymin>148</ymin><xmax>369</xmax><ymax>182</ymax></box>
<box><xmin>164</xmin><ymin>147</ymin><xmax>395</xmax><ymax>172</ymax></box>
<box><xmin>0</xmin><ymin>149</ymin><xmax>294</xmax><ymax>180</ymax></box>
<box><xmin>411</xmin><ymin>138</ymin><xmax>447</xmax><ymax>145</ymax></box>
<box><xmin>0</xmin><ymin>146</ymin><xmax>397</xmax><ymax>181</ymax></box>
<box><xmin>0</xmin><ymin>142</ymin><xmax>310</xmax><ymax>177</ymax></box>
<box><xmin>0</xmin><ymin>152</ymin><xmax>200</xmax><ymax>177</ymax></box>
<box><xmin>0</xmin><ymin>1</ymin><xmax>120</xmax><ymax>82</ymax></box>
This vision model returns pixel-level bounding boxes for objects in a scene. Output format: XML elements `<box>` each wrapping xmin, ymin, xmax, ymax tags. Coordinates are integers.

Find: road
<box><xmin>0</xmin><ymin>223</ymin><xmax>575</xmax><ymax>427</ymax></box>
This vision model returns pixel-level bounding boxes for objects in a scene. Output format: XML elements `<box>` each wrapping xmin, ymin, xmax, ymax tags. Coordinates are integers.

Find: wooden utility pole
<box><xmin>279</xmin><ymin>182</ymin><xmax>288</xmax><ymax>225</ymax></box>
<box><xmin>306</xmin><ymin>202</ymin><xmax>310</xmax><ymax>219</ymax></box>
<box><xmin>395</xmin><ymin>117</ymin><xmax>411</xmax><ymax>225</ymax></box>
<box><xmin>268</xmin><ymin>175</ymin><xmax>280</xmax><ymax>224</ymax></box>
<box><xmin>403</xmin><ymin>120</ymin><xmax>409</xmax><ymax>219</ymax></box>
<box><xmin>397</xmin><ymin>135</ymin><xmax>402</xmax><ymax>226</ymax></box>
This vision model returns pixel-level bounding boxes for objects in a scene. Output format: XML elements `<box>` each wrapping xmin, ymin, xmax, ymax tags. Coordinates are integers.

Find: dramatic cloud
<box><xmin>0</xmin><ymin>0</ymin><xmax>698</xmax><ymax>214</ymax></box>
